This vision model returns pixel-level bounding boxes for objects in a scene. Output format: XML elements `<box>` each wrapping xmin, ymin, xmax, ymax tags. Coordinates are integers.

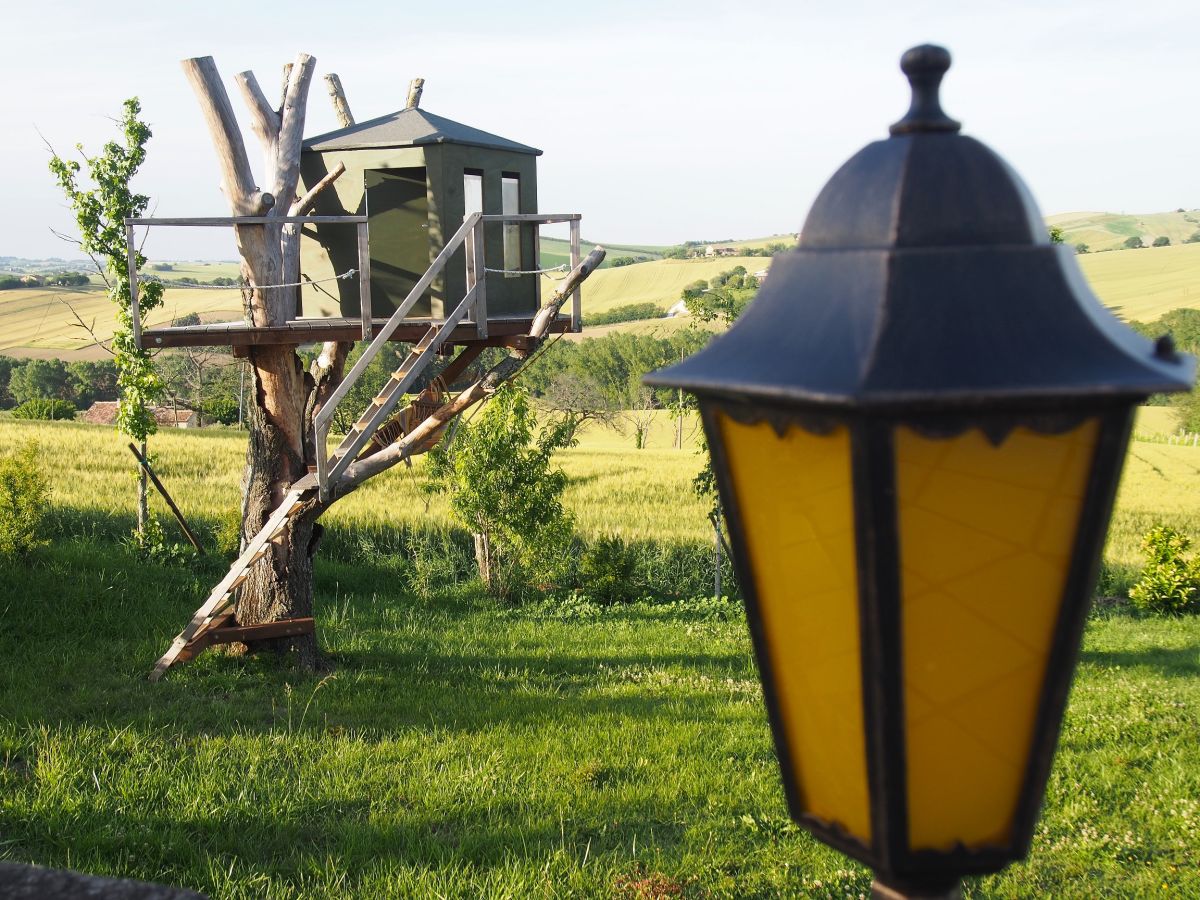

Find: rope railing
<box><xmin>144</xmin><ymin>269</ymin><xmax>359</xmax><ymax>291</ymax></box>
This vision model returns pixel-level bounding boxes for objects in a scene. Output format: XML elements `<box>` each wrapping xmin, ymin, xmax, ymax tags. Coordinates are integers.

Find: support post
<box><xmin>569</xmin><ymin>218</ymin><xmax>582</xmax><ymax>332</ymax></box>
<box><xmin>473</xmin><ymin>220</ymin><xmax>487</xmax><ymax>338</ymax></box>
<box><xmin>127</xmin><ymin>443</ymin><xmax>205</xmax><ymax>555</ymax></box>
<box><xmin>125</xmin><ymin>223</ymin><xmax>142</xmax><ymax>350</ymax></box>
<box><xmin>712</xmin><ymin>511</ymin><xmax>723</xmax><ymax>600</ymax></box>
<box><xmin>357</xmin><ymin>221</ymin><xmax>372</xmax><ymax>340</ymax></box>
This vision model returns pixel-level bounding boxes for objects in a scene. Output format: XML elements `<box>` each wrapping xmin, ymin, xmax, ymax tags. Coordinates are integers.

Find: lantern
<box><xmin>645</xmin><ymin>45</ymin><xmax>1193</xmax><ymax>898</ymax></box>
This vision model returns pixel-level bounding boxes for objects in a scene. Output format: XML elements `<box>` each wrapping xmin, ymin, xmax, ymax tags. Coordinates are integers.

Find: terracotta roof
<box><xmin>81</xmin><ymin>402</ymin><xmax>197</xmax><ymax>426</ymax></box>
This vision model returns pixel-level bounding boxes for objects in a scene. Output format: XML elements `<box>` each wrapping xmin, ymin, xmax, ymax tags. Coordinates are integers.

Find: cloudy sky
<box><xmin>3</xmin><ymin>0</ymin><xmax>1197</xmax><ymax>259</ymax></box>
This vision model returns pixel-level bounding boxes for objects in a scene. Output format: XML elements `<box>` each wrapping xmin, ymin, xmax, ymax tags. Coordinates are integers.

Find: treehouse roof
<box><xmin>303</xmin><ymin>107</ymin><xmax>542</xmax><ymax>156</ymax></box>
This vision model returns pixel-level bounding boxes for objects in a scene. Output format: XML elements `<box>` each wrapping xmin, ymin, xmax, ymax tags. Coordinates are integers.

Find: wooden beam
<box><xmin>208</xmin><ymin>617</ymin><xmax>314</xmax><ymax>644</ymax></box>
<box><xmin>126</xmin><ymin>215</ymin><xmax>366</xmax><ymax>226</ymax></box>
<box><xmin>127</xmin><ymin>443</ymin><xmax>205</xmax><ymax>555</ymax></box>
<box><xmin>324</xmin><ymin>73</ymin><xmax>355</xmax><ymax>127</ymax></box>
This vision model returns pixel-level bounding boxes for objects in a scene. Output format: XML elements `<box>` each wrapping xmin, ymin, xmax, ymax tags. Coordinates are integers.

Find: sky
<box><xmin>3</xmin><ymin>0</ymin><xmax>1197</xmax><ymax>260</ymax></box>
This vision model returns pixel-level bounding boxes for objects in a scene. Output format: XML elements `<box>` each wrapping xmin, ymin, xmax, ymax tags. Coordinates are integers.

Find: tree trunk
<box><xmin>185</xmin><ymin>53</ymin><xmax>321</xmax><ymax>667</ymax></box>
<box><xmin>473</xmin><ymin>531</ymin><xmax>493</xmax><ymax>590</ymax></box>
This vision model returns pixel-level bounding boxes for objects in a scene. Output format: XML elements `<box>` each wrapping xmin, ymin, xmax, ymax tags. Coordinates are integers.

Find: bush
<box><xmin>1124</xmin><ymin>236</ymin><xmax>1145</xmax><ymax>250</ymax></box>
<box><xmin>11</xmin><ymin>398</ymin><xmax>76</xmax><ymax>420</ymax></box>
<box><xmin>578</xmin><ymin>534</ymin><xmax>642</xmax><ymax>604</ymax></box>
<box><xmin>1074</xmin><ymin>243</ymin><xmax>1090</xmax><ymax>254</ymax></box>
<box><xmin>1185</xmin><ymin>231</ymin><xmax>1200</xmax><ymax>244</ymax></box>
<box><xmin>1128</xmin><ymin>525</ymin><xmax>1200</xmax><ymax>614</ymax></box>
<box><xmin>0</xmin><ymin>442</ymin><xmax>52</xmax><ymax>558</ymax></box>
<box><xmin>1153</xmin><ymin>236</ymin><xmax>1171</xmax><ymax>247</ymax></box>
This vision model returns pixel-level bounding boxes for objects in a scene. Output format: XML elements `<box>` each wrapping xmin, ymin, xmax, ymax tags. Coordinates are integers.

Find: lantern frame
<box><xmin>699</xmin><ymin>399</ymin><xmax>1134</xmax><ymax>888</ymax></box>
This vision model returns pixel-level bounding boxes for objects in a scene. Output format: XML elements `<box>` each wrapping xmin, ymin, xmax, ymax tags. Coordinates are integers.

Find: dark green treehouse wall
<box><xmin>298</xmin><ymin>144</ymin><xmax>539</xmax><ymax>321</ymax></box>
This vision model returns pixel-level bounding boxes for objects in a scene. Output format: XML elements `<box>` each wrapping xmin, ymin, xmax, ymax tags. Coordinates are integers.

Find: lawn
<box><xmin>0</xmin><ymin>418</ymin><xmax>1198</xmax><ymax>898</ymax></box>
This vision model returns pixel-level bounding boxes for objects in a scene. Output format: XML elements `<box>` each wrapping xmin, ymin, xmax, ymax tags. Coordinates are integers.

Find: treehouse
<box><xmin>130</xmin><ymin>104</ymin><xmax>582</xmax><ymax>353</ymax></box>
<box><xmin>137</xmin><ymin>61</ymin><xmax>605</xmax><ymax>681</ymax></box>
<box><xmin>298</xmin><ymin>107</ymin><xmax>542</xmax><ymax>322</ymax></box>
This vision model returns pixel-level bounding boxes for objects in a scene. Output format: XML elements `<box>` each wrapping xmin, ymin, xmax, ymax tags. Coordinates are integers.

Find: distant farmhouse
<box><xmin>81</xmin><ymin>401</ymin><xmax>201</xmax><ymax>429</ymax></box>
<box><xmin>705</xmin><ymin>245</ymin><xmax>739</xmax><ymax>257</ymax></box>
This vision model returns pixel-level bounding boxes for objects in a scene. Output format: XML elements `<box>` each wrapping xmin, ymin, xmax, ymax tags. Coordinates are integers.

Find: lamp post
<box><xmin>646</xmin><ymin>45</ymin><xmax>1193</xmax><ymax>899</ymax></box>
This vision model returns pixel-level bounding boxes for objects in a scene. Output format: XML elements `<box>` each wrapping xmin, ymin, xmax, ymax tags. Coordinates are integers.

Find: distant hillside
<box><xmin>1049</xmin><ymin>209</ymin><xmax>1200</xmax><ymax>252</ymax></box>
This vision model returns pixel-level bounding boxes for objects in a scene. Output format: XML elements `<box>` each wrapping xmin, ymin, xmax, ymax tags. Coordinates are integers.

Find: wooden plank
<box><xmin>125</xmin><ymin>215</ymin><xmax>368</xmax><ymax>226</ymax></box>
<box><xmin>472</xmin><ymin>220</ymin><xmax>487</xmax><ymax>339</ymax></box>
<box><xmin>208</xmin><ymin>617</ymin><xmax>314</xmax><ymax>644</ymax></box>
<box><xmin>569</xmin><ymin>219</ymin><xmax>582</xmax><ymax>333</ymax></box>
<box><xmin>479</xmin><ymin>213</ymin><xmax>581</xmax><ymax>223</ymax></box>
<box><xmin>140</xmin><ymin>316</ymin><xmax>569</xmax><ymax>349</ymax></box>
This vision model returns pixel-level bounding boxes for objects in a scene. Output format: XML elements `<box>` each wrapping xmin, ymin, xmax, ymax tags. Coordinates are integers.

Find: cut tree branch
<box><xmin>235</xmin><ymin>70</ymin><xmax>281</xmax><ymax>146</ymax></box>
<box><xmin>290</xmin><ymin>161</ymin><xmax>346</xmax><ymax>216</ymax></box>
<box><xmin>324</xmin><ymin>73</ymin><xmax>354</xmax><ymax>127</ymax></box>
<box><xmin>180</xmin><ymin>57</ymin><xmax>272</xmax><ymax>216</ymax></box>
<box><xmin>406</xmin><ymin>78</ymin><xmax>424</xmax><ymax>110</ymax></box>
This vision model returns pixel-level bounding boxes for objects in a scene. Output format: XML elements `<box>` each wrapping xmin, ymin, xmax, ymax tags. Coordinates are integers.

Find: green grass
<box><xmin>0</xmin><ymin>419</ymin><xmax>1198</xmax><ymax>896</ymax></box>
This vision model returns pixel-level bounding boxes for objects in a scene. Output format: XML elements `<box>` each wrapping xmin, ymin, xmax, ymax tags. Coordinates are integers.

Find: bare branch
<box><xmin>235</xmin><ymin>70</ymin><xmax>281</xmax><ymax>145</ymax></box>
<box><xmin>280</xmin><ymin>63</ymin><xmax>294</xmax><ymax>112</ymax></box>
<box><xmin>290</xmin><ymin>161</ymin><xmax>345</xmax><ymax>215</ymax></box>
<box><xmin>406</xmin><ymin>77</ymin><xmax>424</xmax><ymax>110</ymax></box>
<box><xmin>323</xmin><ymin>73</ymin><xmax>354</xmax><ymax>127</ymax></box>
<box><xmin>180</xmin><ymin>56</ymin><xmax>271</xmax><ymax>215</ymax></box>
<box><xmin>56</xmin><ymin>297</ymin><xmax>116</xmax><ymax>356</ymax></box>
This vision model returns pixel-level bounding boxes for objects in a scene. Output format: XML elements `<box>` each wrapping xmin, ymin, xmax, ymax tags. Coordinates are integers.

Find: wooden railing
<box><xmin>122</xmin><ymin>214</ymin><xmax>371</xmax><ymax>349</ymax></box>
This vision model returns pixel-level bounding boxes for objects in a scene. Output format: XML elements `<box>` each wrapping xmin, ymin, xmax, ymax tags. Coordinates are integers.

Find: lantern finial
<box><xmin>890</xmin><ymin>44</ymin><xmax>961</xmax><ymax>136</ymax></box>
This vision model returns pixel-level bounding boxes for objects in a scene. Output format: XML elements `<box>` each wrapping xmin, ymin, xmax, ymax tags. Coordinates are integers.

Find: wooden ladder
<box><xmin>149</xmin><ymin>481</ymin><xmax>314</xmax><ymax>681</ymax></box>
<box><xmin>150</xmin><ymin>214</ymin><xmax>487</xmax><ymax>680</ymax></box>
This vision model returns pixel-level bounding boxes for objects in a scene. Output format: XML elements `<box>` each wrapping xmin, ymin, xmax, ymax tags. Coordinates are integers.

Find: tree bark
<box><xmin>184</xmin><ymin>53</ymin><xmax>322</xmax><ymax>666</ymax></box>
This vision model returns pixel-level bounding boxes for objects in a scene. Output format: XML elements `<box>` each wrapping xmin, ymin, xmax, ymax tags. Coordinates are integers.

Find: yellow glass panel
<box><xmin>718</xmin><ymin>413</ymin><xmax>870</xmax><ymax>843</ymax></box>
<box><xmin>895</xmin><ymin>420</ymin><xmax>1098</xmax><ymax>851</ymax></box>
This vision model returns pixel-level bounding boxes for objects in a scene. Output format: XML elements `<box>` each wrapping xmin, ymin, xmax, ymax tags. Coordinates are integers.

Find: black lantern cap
<box><xmin>645</xmin><ymin>46</ymin><xmax>1194</xmax><ymax>412</ymax></box>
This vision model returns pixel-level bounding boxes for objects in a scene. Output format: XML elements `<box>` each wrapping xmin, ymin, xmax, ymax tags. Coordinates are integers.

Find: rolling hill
<box><xmin>3</xmin><ymin>212</ymin><xmax>1198</xmax><ymax>358</ymax></box>
<box><xmin>1049</xmin><ymin>209</ymin><xmax>1200</xmax><ymax>252</ymax></box>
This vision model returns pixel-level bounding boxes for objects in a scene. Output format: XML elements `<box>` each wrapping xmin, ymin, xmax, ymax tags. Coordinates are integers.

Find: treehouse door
<box><xmin>365</xmin><ymin>167</ymin><xmax>433</xmax><ymax>318</ymax></box>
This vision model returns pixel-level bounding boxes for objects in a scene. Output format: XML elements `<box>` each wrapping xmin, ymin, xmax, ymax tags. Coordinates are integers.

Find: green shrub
<box><xmin>578</xmin><ymin>534</ymin><xmax>643</xmax><ymax>604</ymax></box>
<box><xmin>12</xmin><ymin>398</ymin><xmax>76</xmax><ymax>420</ymax></box>
<box><xmin>1128</xmin><ymin>525</ymin><xmax>1200</xmax><ymax>614</ymax></box>
<box><xmin>1153</xmin><ymin>236</ymin><xmax>1171</xmax><ymax>247</ymax></box>
<box><xmin>0</xmin><ymin>441</ymin><xmax>52</xmax><ymax>558</ymax></box>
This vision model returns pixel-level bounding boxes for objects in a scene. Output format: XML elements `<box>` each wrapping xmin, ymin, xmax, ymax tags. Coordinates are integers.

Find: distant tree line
<box><xmin>0</xmin><ymin>351</ymin><xmax>244</xmax><ymax>425</ymax></box>
<box><xmin>0</xmin><ymin>272</ymin><xmax>92</xmax><ymax>290</ymax></box>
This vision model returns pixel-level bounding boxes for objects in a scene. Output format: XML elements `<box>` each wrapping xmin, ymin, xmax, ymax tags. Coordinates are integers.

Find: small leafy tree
<box><xmin>1075</xmin><ymin>243</ymin><xmax>1090</xmax><ymax>254</ymax></box>
<box><xmin>425</xmin><ymin>386</ymin><xmax>575</xmax><ymax>599</ymax></box>
<box><xmin>48</xmin><ymin>98</ymin><xmax>164</xmax><ymax>533</ymax></box>
<box><xmin>1153</xmin><ymin>236</ymin><xmax>1171</xmax><ymax>247</ymax></box>
<box><xmin>0</xmin><ymin>442</ymin><xmax>52</xmax><ymax>559</ymax></box>
<box><xmin>1048</xmin><ymin>225</ymin><xmax>1065</xmax><ymax>244</ymax></box>
<box><xmin>1124</xmin><ymin>236</ymin><xmax>1145</xmax><ymax>250</ymax></box>
<box><xmin>1129</xmin><ymin>525</ymin><xmax>1200</xmax><ymax>614</ymax></box>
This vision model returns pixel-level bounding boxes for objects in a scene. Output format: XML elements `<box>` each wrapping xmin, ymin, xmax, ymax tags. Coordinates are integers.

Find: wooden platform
<box><xmin>140</xmin><ymin>315</ymin><xmax>570</xmax><ymax>349</ymax></box>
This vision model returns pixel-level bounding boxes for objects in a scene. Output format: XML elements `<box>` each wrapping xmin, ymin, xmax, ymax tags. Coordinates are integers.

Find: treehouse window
<box><xmin>502</xmin><ymin>174</ymin><xmax>520</xmax><ymax>277</ymax></box>
<box><xmin>464</xmin><ymin>170</ymin><xmax>483</xmax><ymax>283</ymax></box>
